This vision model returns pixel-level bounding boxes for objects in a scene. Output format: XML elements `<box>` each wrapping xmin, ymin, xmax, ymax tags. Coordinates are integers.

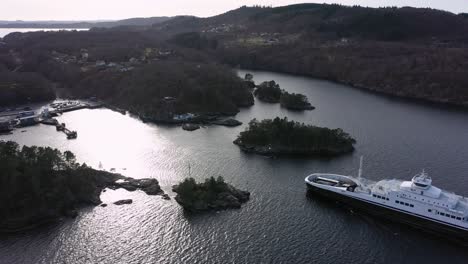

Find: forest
<box><xmin>1</xmin><ymin>3</ymin><xmax>468</xmax><ymax>109</ymax></box>
<box><xmin>0</xmin><ymin>29</ymin><xmax>253</xmax><ymax>114</ymax></box>
<box><xmin>0</xmin><ymin>141</ymin><xmax>100</xmax><ymax>230</ymax></box>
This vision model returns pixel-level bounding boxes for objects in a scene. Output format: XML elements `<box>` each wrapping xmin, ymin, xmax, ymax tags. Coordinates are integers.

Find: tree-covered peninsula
<box><xmin>233</xmin><ymin>117</ymin><xmax>355</xmax><ymax>156</ymax></box>
<box><xmin>0</xmin><ymin>141</ymin><xmax>163</xmax><ymax>232</ymax></box>
<box><xmin>172</xmin><ymin>176</ymin><xmax>250</xmax><ymax>212</ymax></box>
<box><xmin>0</xmin><ymin>30</ymin><xmax>254</xmax><ymax>118</ymax></box>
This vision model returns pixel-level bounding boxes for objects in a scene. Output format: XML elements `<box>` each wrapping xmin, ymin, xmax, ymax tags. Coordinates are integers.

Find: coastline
<box><xmin>233</xmin><ymin>139</ymin><xmax>354</xmax><ymax>157</ymax></box>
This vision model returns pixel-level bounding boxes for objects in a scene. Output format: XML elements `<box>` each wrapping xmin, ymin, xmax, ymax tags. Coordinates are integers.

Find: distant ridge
<box><xmin>0</xmin><ymin>17</ymin><xmax>173</xmax><ymax>29</ymax></box>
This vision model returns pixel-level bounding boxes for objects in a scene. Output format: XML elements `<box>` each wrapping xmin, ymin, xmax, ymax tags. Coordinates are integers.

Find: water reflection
<box><xmin>1</xmin><ymin>70</ymin><xmax>468</xmax><ymax>263</ymax></box>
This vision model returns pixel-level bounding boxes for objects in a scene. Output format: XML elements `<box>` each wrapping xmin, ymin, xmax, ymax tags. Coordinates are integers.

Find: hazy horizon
<box><xmin>1</xmin><ymin>0</ymin><xmax>467</xmax><ymax>21</ymax></box>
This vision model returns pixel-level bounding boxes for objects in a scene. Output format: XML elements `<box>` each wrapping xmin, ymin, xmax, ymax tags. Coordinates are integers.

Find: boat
<box><xmin>305</xmin><ymin>157</ymin><xmax>468</xmax><ymax>242</ymax></box>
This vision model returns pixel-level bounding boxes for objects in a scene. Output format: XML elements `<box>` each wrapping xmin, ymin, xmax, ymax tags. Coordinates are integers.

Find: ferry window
<box><xmin>440</xmin><ymin>213</ymin><xmax>445</xmax><ymax>216</ymax></box>
<box><xmin>428</xmin><ymin>209</ymin><xmax>432</xmax><ymax>212</ymax></box>
<box><xmin>457</xmin><ymin>217</ymin><xmax>461</xmax><ymax>220</ymax></box>
<box><xmin>405</xmin><ymin>203</ymin><xmax>409</xmax><ymax>206</ymax></box>
<box><xmin>386</xmin><ymin>198</ymin><xmax>389</xmax><ymax>201</ymax></box>
<box><xmin>446</xmin><ymin>215</ymin><xmax>450</xmax><ymax>218</ymax></box>
<box><xmin>396</xmin><ymin>201</ymin><xmax>399</xmax><ymax>204</ymax></box>
<box><xmin>373</xmin><ymin>194</ymin><xmax>376</xmax><ymax>197</ymax></box>
<box><xmin>410</xmin><ymin>204</ymin><xmax>414</xmax><ymax>207</ymax></box>
<box><xmin>451</xmin><ymin>216</ymin><xmax>456</xmax><ymax>219</ymax></box>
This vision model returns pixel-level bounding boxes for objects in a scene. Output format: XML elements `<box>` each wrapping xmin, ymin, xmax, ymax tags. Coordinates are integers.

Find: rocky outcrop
<box><xmin>172</xmin><ymin>177</ymin><xmax>250</xmax><ymax>212</ymax></box>
<box><xmin>182</xmin><ymin>123</ymin><xmax>201</xmax><ymax>131</ymax></box>
<box><xmin>108</xmin><ymin>177</ymin><xmax>163</xmax><ymax>196</ymax></box>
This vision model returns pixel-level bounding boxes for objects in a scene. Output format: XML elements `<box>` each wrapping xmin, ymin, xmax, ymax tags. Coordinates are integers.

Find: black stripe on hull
<box><xmin>306</xmin><ymin>183</ymin><xmax>468</xmax><ymax>243</ymax></box>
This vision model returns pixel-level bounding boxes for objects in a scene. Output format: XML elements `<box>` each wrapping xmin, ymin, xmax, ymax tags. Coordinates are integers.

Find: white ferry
<box><xmin>305</xmin><ymin>158</ymin><xmax>468</xmax><ymax>241</ymax></box>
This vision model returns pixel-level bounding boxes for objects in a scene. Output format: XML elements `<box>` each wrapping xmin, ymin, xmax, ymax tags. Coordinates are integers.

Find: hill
<box><xmin>153</xmin><ymin>4</ymin><xmax>468</xmax><ymax>107</ymax></box>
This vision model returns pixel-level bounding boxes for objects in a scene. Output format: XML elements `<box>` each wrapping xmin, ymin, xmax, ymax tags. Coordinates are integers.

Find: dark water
<box><xmin>1</xmin><ymin>70</ymin><xmax>468</xmax><ymax>264</ymax></box>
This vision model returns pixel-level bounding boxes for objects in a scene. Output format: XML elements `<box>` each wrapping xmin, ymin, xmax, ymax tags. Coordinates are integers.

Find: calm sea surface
<box><xmin>1</xmin><ymin>70</ymin><xmax>468</xmax><ymax>264</ymax></box>
<box><xmin>0</xmin><ymin>28</ymin><xmax>88</xmax><ymax>38</ymax></box>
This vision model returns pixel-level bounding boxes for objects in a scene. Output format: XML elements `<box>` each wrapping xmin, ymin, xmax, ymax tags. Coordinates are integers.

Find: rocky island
<box><xmin>233</xmin><ymin>117</ymin><xmax>356</xmax><ymax>156</ymax></box>
<box><xmin>0</xmin><ymin>141</ymin><xmax>164</xmax><ymax>232</ymax></box>
<box><xmin>172</xmin><ymin>176</ymin><xmax>250</xmax><ymax>212</ymax></box>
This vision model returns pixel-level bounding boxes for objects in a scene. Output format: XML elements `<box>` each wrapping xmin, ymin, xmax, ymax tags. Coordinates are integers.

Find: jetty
<box><xmin>56</xmin><ymin>123</ymin><xmax>77</xmax><ymax>139</ymax></box>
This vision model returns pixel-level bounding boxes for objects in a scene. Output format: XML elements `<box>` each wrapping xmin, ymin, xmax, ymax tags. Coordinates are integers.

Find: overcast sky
<box><xmin>1</xmin><ymin>0</ymin><xmax>467</xmax><ymax>21</ymax></box>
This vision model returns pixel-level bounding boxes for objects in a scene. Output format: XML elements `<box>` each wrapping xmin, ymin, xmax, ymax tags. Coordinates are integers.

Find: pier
<box><xmin>56</xmin><ymin>123</ymin><xmax>77</xmax><ymax>139</ymax></box>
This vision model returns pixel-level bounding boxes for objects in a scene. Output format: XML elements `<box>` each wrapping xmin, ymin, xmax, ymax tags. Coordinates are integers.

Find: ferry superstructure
<box><xmin>305</xmin><ymin>159</ymin><xmax>468</xmax><ymax>241</ymax></box>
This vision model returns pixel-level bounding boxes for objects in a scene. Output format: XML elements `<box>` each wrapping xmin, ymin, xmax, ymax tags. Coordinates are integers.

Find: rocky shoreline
<box><xmin>139</xmin><ymin>112</ymin><xmax>243</xmax><ymax>128</ymax></box>
<box><xmin>233</xmin><ymin>139</ymin><xmax>354</xmax><ymax>157</ymax></box>
<box><xmin>0</xmin><ymin>167</ymin><xmax>164</xmax><ymax>233</ymax></box>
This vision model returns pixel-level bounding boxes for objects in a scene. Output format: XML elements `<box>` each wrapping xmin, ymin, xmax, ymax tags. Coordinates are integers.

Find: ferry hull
<box><xmin>306</xmin><ymin>183</ymin><xmax>468</xmax><ymax>244</ymax></box>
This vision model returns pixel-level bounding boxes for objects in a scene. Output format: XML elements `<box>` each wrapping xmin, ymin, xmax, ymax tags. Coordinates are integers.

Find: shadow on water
<box><xmin>305</xmin><ymin>189</ymin><xmax>468</xmax><ymax>248</ymax></box>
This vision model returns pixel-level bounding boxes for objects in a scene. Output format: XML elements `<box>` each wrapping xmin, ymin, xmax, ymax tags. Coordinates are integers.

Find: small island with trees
<box><xmin>254</xmin><ymin>81</ymin><xmax>314</xmax><ymax>111</ymax></box>
<box><xmin>172</xmin><ymin>176</ymin><xmax>250</xmax><ymax>212</ymax></box>
<box><xmin>0</xmin><ymin>141</ymin><xmax>164</xmax><ymax>232</ymax></box>
<box><xmin>254</xmin><ymin>81</ymin><xmax>282</xmax><ymax>103</ymax></box>
<box><xmin>233</xmin><ymin>117</ymin><xmax>356</xmax><ymax>156</ymax></box>
<box><xmin>280</xmin><ymin>91</ymin><xmax>315</xmax><ymax>111</ymax></box>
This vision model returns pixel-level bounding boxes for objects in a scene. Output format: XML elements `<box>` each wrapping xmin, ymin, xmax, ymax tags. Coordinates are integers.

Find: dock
<box><xmin>48</xmin><ymin>101</ymin><xmax>104</xmax><ymax>115</ymax></box>
<box><xmin>1</xmin><ymin>100</ymin><xmax>115</xmax><ymax>138</ymax></box>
